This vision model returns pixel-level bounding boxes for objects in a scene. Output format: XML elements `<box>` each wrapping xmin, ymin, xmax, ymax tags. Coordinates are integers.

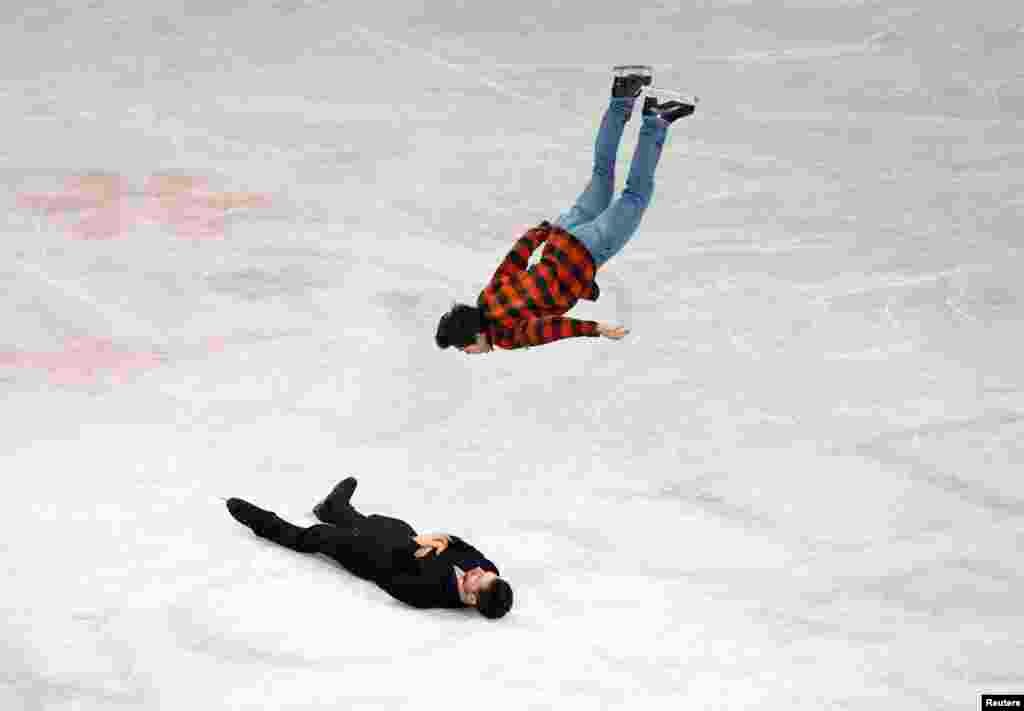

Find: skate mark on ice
<box><xmin>856</xmin><ymin>410</ymin><xmax>1024</xmax><ymax>449</ymax></box>
<box><xmin>205</xmin><ymin>264</ymin><xmax>333</xmax><ymax>301</ymax></box>
<box><xmin>950</xmin><ymin>557</ymin><xmax>1024</xmax><ymax>586</ymax></box>
<box><xmin>640</xmin><ymin>480</ymin><xmax>881</xmax><ymax>555</ymax></box>
<box><xmin>166</xmin><ymin>587</ymin><xmax>459</xmax><ymax>668</ymax></box>
<box><xmin>796</xmin><ymin>266</ymin><xmax>979</xmax><ymax>303</ymax></box>
<box><xmin>822</xmin><ymin>340</ymin><xmax>917</xmax><ymax>362</ymax></box>
<box><xmin>167</xmin><ymin>604</ymin><xmax>328</xmax><ymax>669</ymax></box>
<box><xmin>17</xmin><ymin>260</ymin><xmax>165</xmax><ymax>343</ymax></box>
<box><xmin>704</xmin><ymin>30</ymin><xmax>901</xmax><ymax>65</ymax></box>
<box><xmin>4</xmin><ymin>607</ymin><xmax>158</xmax><ymax>709</ymax></box>
<box><xmin>2</xmin><ymin>667</ymin><xmax>150</xmax><ymax>710</ymax></box>
<box><xmin>970</xmin><ymin>671</ymin><xmax>1024</xmax><ymax>686</ymax></box>
<box><xmin>866</xmin><ymin>452</ymin><xmax>1024</xmax><ymax>519</ymax></box>
<box><xmin>350</xmin><ymin>25</ymin><xmax>545</xmax><ymax>107</ymax></box>
<box><xmin>798</xmin><ymin>265</ymin><xmax>997</xmax><ymax>327</ymax></box>
<box><xmin>754</xmin><ymin>606</ymin><xmax>887</xmax><ymax>646</ymax></box>
<box><xmin>854</xmin><ymin>410</ymin><xmax>1024</xmax><ymax>517</ymax></box>
<box><xmin>851</xmin><ymin>558</ymin><xmax>1024</xmax><ymax>627</ymax></box>
<box><xmin>678</xmin><ymin>179</ymin><xmax>766</xmax><ymax>207</ymax></box>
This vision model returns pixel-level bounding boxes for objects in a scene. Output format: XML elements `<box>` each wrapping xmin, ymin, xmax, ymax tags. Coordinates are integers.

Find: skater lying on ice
<box><xmin>226</xmin><ymin>477</ymin><xmax>513</xmax><ymax>619</ymax></box>
<box><xmin>435</xmin><ymin>65</ymin><xmax>695</xmax><ymax>354</ymax></box>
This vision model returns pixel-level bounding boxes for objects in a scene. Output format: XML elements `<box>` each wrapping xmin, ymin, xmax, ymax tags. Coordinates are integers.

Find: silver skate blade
<box><xmin>612</xmin><ymin>64</ymin><xmax>653</xmax><ymax>78</ymax></box>
<box><xmin>646</xmin><ymin>86</ymin><xmax>700</xmax><ymax>106</ymax></box>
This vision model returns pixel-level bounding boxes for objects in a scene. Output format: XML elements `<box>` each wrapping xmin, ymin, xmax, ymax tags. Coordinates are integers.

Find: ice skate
<box><xmin>642</xmin><ymin>88</ymin><xmax>698</xmax><ymax>123</ymax></box>
<box><xmin>611</xmin><ymin>64</ymin><xmax>653</xmax><ymax>99</ymax></box>
<box><xmin>227</xmin><ymin>497</ymin><xmax>283</xmax><ymax>538</ymax></box>
<box><xmin>313</xmin><ymin>476</ymin><xmax>358</xmax><ymax>523</ymax></box>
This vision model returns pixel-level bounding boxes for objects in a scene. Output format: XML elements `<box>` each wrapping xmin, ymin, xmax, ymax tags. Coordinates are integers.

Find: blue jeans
<box><xmin>553</xmin><ymin>97</ymin><xmax>669</xmax><ymax>268</ymax></box>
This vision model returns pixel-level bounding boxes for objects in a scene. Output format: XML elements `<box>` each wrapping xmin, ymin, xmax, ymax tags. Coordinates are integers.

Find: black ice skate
<box><xmin>611</xmin><ymin>64</ymin><xmax>653</xmax><ymax>99</ymax></box>
<box><xmin>312</xmin><ymin>476</ymin><xmax>358</xmax><ymax>523</ymax></box>
<box><xmin>642</xmin><ymin>93</ymin><xmax>697</xmax><ymax>123</ymax></box>
<box><xmin>227</xmin><ymin>497</ymin><xmax>283</xmax><ymax>538</ymax></box>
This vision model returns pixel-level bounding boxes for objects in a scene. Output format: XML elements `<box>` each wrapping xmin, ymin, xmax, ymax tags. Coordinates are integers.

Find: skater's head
<box><xmin>435</xmin><ymin>303</ymin><xmax>491</xmax><ymax>354</ymax></box>
<box><xmin>476</xmin><ymin>577</ymin><xmax>513</xmax><ymax>619</ymax></box>
<box><xmin>458</xmin><ymin>567</ymin><xmax>513</xmax><ymax>619</ymax></box>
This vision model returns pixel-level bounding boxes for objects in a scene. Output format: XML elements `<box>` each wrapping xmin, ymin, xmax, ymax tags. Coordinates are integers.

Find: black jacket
<box><xmin>332</xmin><ymin>514</ymin><xmax>500</xmax><ymax>609</ymax></box>
<box><xmin>377</xmin><ymin>535</ymin><xmax>500</xmax><ymax>609</ymax></box>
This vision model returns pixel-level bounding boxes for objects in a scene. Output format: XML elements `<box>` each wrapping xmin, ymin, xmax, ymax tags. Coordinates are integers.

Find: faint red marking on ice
<box><xmin>141</xmin><ymin>175</ymin><xmax>272</xmax><ymax>240</ymax></box>
<box><xmin>204</xmin><ymin>336</ymin><xmax>227</xmax><ymax>353</ymax></box>
<box><xmin>16</xmin><ymin>173</ymin><xmax>271</xmax><ymax>241</ymax></box>
<box><xmin>16</xmin><ymin>174</ymin><xmax>133</xmax><ymax>240</ymax></box>
<box><xmin>0</xmin><ymin>337</ymin><xmax>163</xmax><ymax>384</ymax></box>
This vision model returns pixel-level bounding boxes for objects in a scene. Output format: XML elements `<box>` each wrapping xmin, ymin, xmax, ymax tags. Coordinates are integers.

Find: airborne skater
<box><xmin>435</xmin><ymin>65</ymin><xmax>696</xmax><ymax>354</ymax></box>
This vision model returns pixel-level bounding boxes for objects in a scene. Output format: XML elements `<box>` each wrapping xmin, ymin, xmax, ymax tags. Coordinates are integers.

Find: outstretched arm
<box><xmin>511</xmin><ymin>317</ymin><xmax>601</xmax><ymax>347</ymax></box>
<box><xmin>491</xmin><ymin>320</ymin><xmax>629</xmax><ymax>349</ymax></box>
<box><xmin>490</xmin><ymin>223</ymin><xmax>551</xmax><ymax>284</ymax></box>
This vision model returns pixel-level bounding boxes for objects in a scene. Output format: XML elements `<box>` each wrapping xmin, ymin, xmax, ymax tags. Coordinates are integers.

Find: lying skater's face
<box><xmin>460</xmin><ymin>567</ymin><xmax>499</xmax><ymax>596</ymax></box>
<box><xmin>459</xmin><ymin>332</ymin><xmax>492</xmax><ymax>355</ymax></box>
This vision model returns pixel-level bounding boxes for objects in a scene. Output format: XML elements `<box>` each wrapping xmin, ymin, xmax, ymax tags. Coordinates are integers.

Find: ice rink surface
<box><xmin>2</xmin><ymin>1</ymin><xmax>1022</xmax><ymax>709</ymax></box>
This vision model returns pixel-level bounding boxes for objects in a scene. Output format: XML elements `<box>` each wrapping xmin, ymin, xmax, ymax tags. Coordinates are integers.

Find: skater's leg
<box><xmin>313</xmin><ymin>477</ymin><xmax>366</xmax><ymax>528</ymax></box>
<box><xmin>318</xmin><ymin>500</ymin><xmax>368</xmax><ymax>529</ymax></box>
<box><xmin>227</xmin><ymin>498</ymin><xmax>382</xmax><ymax>579</ymax></box>
<box><xmin>553</xmin><ymin>97</ymin><xmax>635</xmax><ymax>232</ymax></box>
<box><xmin>321</xmin><ymin>505</ymin><xmax>417</xmax><ymax>541</ymax></box>
<box><xmin>313</xmin><ymin>514</ymin><xmax>417</xmax><ymax>581</ymax></box>
<box><xmin>365</xmin><ymin>513</ymin><xmax>416</xmax><ymax>540</ymax></box>
<box><xmin>285</xmin><ymin>523</ymin><xmax>386</xmax><ymax>581</ymax></box>
<box><xmin>277</xmin><ymin>522</ymin><xmax>348</xmax><ymax>554</ymax></box>
<box><xmin>570</xmin><ymin>115</ymin><xmax>669</xmax><ymax>268</ymax></box>
<box><xmin>229</xmin><ymin>498</ymin><xmax>345</xmax><ymax>552</ymax></box>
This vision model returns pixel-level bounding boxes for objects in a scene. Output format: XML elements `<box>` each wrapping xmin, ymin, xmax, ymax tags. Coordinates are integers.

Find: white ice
<box><xmin>2</xmin><ymin>1</ymin><xmax>1022</xmax><ymax>709</ymax></box>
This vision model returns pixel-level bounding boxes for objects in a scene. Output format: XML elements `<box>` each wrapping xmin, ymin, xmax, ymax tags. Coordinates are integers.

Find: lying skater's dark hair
<box><xmin>435</xmin><ymin>303</ymin><xmax>486</xmax><ymax>349</ymax></box>
<box><xmin>476</xmin><ymin>578</ymin><xmax>513</xmax><ymax>619</ymax></box>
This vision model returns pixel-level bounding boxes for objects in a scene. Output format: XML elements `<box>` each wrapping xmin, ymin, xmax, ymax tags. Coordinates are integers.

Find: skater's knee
<box><xmin>623</xmin><ymin>184</ymin><xmax>652</xmax><ymax>206</ymax></box>
<box><xmin>592</xmin><ymin>165</ymin><xmax>615</xmax><ymax>183</ymax></box>
<box><xmin>297</xmin><ymin>524</ymin><xmax>337</xmax><ymax>551</ymax></box>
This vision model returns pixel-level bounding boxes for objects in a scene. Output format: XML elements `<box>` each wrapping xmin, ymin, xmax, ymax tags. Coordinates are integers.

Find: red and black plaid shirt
<box><xmin>477</xmin><ymin>221</ymin><xmax>602</xmax><ymax>350</ymax></box>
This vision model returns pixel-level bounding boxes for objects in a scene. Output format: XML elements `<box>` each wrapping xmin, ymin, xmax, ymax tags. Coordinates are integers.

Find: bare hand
<box><xmin>598</xmin><ymin>323</ymin><xmax>630</xmax><ymax>340</ymax></box>
<box><xmin>413</xmin><ymin>533</ymin><xmax>451</xmax><ymax>558</ymax></box>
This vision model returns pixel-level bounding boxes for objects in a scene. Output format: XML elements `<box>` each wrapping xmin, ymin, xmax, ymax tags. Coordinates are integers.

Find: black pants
<box><xmin>261</xmin><ymin>501</ymin><xmax>417</xmax><ymax>582</ymax></box>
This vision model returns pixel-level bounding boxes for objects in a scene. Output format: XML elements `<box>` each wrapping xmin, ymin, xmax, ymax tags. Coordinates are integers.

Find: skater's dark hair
<box><xmin>476</xmin><ymin>578</ymin><xmax>513</xmax><ymax>619</ymax></box>
<box><xmin>435</xmin><ymin>303</ymin><xmax>486</xmax><ymax>349</ymax></box>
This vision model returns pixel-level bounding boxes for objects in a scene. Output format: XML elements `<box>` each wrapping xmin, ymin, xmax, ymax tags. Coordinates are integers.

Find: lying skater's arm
<box><xmin>446</xmin><ymin>536</ymin><xmax>500</xmax><ymax>575</ymax></box>
<box><xmin>413</xmin><ymin>533</ymin><xmax>451</xmax><ymax>558</ymax></box>
<box><xmin>446</xmin><ymin>535</ymin><xmax>490</xmax><ymax>562</ymax></box>
<box><xmin>490</xmin><ymin>223</ymin><xmax>551</xmax><ymax>283</ymax></box>
<box><xmin>411</xmin><ymin>534</ymin><xmax>499</xmax><ymax>573</ymax></box>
